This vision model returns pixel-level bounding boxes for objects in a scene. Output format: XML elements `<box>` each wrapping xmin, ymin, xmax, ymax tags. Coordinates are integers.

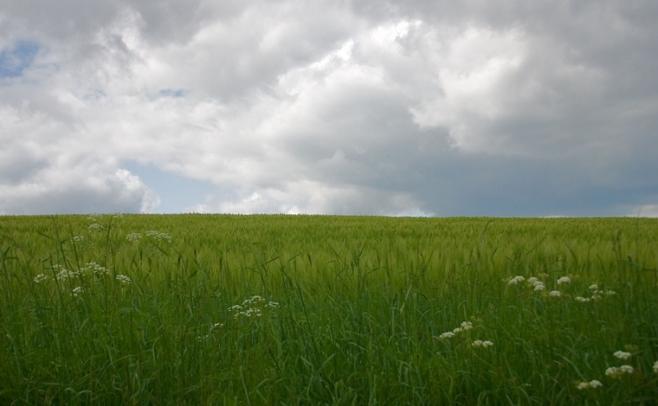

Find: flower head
<box><xmin>115</xmin><ymin>274</ymin><xmax>132</xmax><ymax>285</ymax></box>
<box><xmin>507</xmin><ymin>275</ymin><xmax>525</xmax><ymax>285</ymax></box>
<box><xmin>527</xmin><ymin>277</ymin><xmax>540</xmax><ymax>285</ymax></box>
<box><xmin>605</xmin><ymin>365</ymin><xmax>634</xmax><ymax>378</ymax></box>
<box><xmin>619</xmin><ymin>365</ymin><xmax>634</xmax><ymax>374</ymax></box>
<box><xmin>548</xmin><ymin>290</ymin><xmax>561</xmax><ymax>297</ymax></box>
<box><xmin>653</xmin><ymin>360</ymin><xmax>658</xmax><ymax>374</ymax></box>
<box><xmin>33</xmin><ymin>273</ymin><xmax>49</xmax><ymax>284</ymax></box>
<box><xmin>437</xmin><ymin>332</ymin><xmax>455</xmax><ymax>339</ymax></box>
<box><xmin>72</xmin><ymin>286</ymin><xmax>84</xmax><ymax>297</ymax></box>
<box><xmin>577</xmin><ymin>380</ymin><xmax>603</xmax><ymax>390</ymax></box>
<box><xmin>613</xmin><ymin>350</ymin><xmax>631</xmax><ymax>360</ymax></box>
<box><xmin>471</xmin><ymin>339</ymin><xmax>494</xmax><ymax>348</ymax></box>
<box><xmin>460</xmin><ymin>321</ymin><xmax>473</xmax><ymax>330</ymax></box>
<box><xmin>533</xmin><ymin>283</ymin><xmax>545</xmax><ymax>292</ymax></box>
<box><xmin>557</xmin><ymin>276</ymin><xmax>571</xmax><ymax>285</ymax></box>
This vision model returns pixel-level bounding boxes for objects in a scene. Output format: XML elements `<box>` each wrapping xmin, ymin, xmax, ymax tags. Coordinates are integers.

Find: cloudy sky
<box><xmin>1</xmin><ymin>1</ymin><xmax>658</xmax><ymax>216</ymax></box>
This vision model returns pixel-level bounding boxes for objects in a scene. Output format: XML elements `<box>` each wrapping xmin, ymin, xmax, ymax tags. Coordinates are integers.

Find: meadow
<box><xmin>0</xmin><ymin>214</ymin><xmax>657</xmax><ymax>404</ymax></box>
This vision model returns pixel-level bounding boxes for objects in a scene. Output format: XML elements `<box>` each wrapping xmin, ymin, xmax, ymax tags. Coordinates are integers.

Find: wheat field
<box><xmin>1</xmin><ymin>215</ymin><xmax>657</xmax><ymax>404</ymax></box>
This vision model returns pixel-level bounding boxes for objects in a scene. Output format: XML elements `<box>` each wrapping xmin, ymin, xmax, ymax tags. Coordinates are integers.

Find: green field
<box><xmin>1</xmin><ymin>215</ymin><xmax>657</xmax><ymax>404</ymax></box>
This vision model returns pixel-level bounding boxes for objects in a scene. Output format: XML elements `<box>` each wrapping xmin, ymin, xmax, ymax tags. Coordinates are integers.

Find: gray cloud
<box><xmin>1</xmin><ymin>1</ymin><xmax>657</xmax><ymax>215</ymax></box>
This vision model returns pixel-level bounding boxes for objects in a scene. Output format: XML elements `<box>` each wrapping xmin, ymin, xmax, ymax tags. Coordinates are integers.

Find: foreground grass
<box><xmin>0</xmin><ymin>215</ymin><xmax>657</xmax><ymax>404</ymax></box>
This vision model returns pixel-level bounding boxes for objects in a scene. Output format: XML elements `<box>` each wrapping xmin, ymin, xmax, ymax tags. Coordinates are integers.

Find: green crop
<box><xmin>1</xmin><ymin>215</ymin><xmax>657</xmax><ymax>404</ymax></box>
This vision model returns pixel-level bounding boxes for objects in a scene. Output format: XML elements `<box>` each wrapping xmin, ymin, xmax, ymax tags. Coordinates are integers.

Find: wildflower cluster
<box><xmin>574</xmin><ymin>284</ymin><xmax>616</xmax><ymax>303</ymax></box>
<box><xmin>32</xmin><ymin>262</ymin><xmax>131</xmax><ymax>296</ymax></box>
<box><xmin>605</xmin><ymin>365</ymin><xmax>634</xmax><ymax>378</ymax></box>
<box><xmin>228</xmin><ymin>295</ymin><xmax>279</xmax><ymax>320</ymax></box>
<box><xmin>115</xmin><ymin>274</ymin><xmax>132</xmax><ymax>285</ymax></box>
<box><xmin>145</xmin><ymin>230</ymin><xmax>172</xmax><ymax>242</ymax></box>
<box><xmin>88</xmin><ymin>223</ymin><xmax>103</xmax><ymax>231</ymax></box>
<box><xmin>507</xmin><ymin>274</ymin><xmax>617</xmax><ymax>303</ymax></box>
<box><xmin>603</xmin><ymin>350</ymin><xmax>634</xmax><ymax>379</ymax></box>
<box><xmin>557</xmin><ymin>276</ymin><xmax>571</xmax><ymax>285</ymax></box>
<box><xmin>576</xmin><ymin>380</ymin><xmax>603</xmax><ymax>390</ymax></box>
<box><xmin>53</xmin><ymin>265</ymin><xmax>81</xmax><ymax>282</ymax></box>
<box><xmin>81</xmin><ymin>261</ymin><xmax>109</xmax><ymax>277</ymax></box>
<box><xmin>613</xmin><ymin>350</ymin><xmax>632</xmax><ymax>360</ymax></box>
<box><xmin>471</xmin><ymin>339</ymin><xmax>494</xmax><ymax>348</ymax></box>
<box><xmin>507</xmin><ymin>275</ymin><xmax>546</xmax><ymax>291</ymax></box>
<box><xmin>653</xmin><ymin>361</ymin><xmax>658</xmax><ymax>374</ymax></box>
<box><xmin>507</xmin><ymin>275</ymin><xmax>525</xmax><ymax>285</ymax></box>
<box><xmin>528</xmin><ymin>276</ymin><xmax>545</xmax><ymax>291</ymax></box>
<box><xmin>126</xmin><ymin>230</ymin><xmax>173</xmax><ymax>243</ymax></box>
<box><xmin>436</xmin><ymin>320</ymin><xmax>473</xmax><ymax>339</ymax></box>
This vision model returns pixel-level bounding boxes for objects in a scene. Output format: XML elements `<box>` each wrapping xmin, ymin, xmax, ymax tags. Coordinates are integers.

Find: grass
<box><xmin>0</xmin><ymin>214</ymin><xmax>657</xmax><ymax>404</ymax></box>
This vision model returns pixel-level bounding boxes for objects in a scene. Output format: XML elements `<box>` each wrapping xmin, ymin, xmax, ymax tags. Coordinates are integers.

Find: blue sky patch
<box><xmin>0</xmin><ymin>40</ymin><xmax>39</xmax><ymax>78</ymax></box>
<box><xmin>124</xmin><ymin>161</ymin><xmax>214</xmax><ymax>213</ymax></box>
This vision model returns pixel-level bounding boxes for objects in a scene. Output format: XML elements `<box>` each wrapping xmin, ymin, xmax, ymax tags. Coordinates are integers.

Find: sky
<box><xmin>1</xmin><ymin>0</ymin><xmax>658</xmax><ymax>217</ymax></box>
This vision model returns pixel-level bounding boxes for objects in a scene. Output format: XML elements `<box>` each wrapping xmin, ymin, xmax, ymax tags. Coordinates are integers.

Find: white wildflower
<box><xmin>452</xmin><ymin>327</ymin><xmax>463</xmax><ymax>334</ymax></box>
<box><xmin>604</xmin><ymin>290</ymin><xmax>616</xmax><ymax>296</ymax></box>
<box><xmin>82</xmin><ymin>261</ymin><xmax>109</xmax><ymax>276</ymax></box>
<box><xmin>527</xmin><ymin>277</ymin><xmax>540</xmax><ymax>285</ymax></box>
<box><xmin>88</xmin><ymin>223</ymin><xmax>102</xmax><ymax>230</ymax></box>
<box><xmin>242</xmin><ymin>295</ymin><xmax>265</xmax><ymax>305</ymax></box>
<box><xmin>471</xmin><ymin>340</ymin><xmax>494</xmax><ymax>348</ymax></box>
<box><xmin>548</xmin><ymin>290</ymin><xmax>561</xmax><ymax>297</ymax></box>
<box><xmin>72</xmin><ymin>286</ymin><xmax>84</xmax><ymax>297</ymax></box>
<box><xmin>575</xmin><ymin>296</ymin><xmax>591</xmax><ymax>303</ymax></box>
<box><xmin>653</xmin><ymin>360</ymin><xmax>658</xmax><ymax>374</ymax></box>
<box><xmin>605</xmin><ymin>365</ymin><xmax>634</xmax><ymax>378</ymax></box>
<box><xmin>56</xmin><ymin>268</ymin><xmax>80</xmax><ymax>281</ymax></box>
<box><xmin>266</xmin><ymin>301</ymin><xmax>279</xmax><ymax>308</ymax></box>
<box><xmin>557</xmin><ymin>276</ymin><xmax>571</xmax><ymax>285</ymax></box>
<box><xmin>460</xmin><ymin>321</ymin><xmax>473</xmax><ymax>330</ymax></box>
<box><xmin>619</xmin><ymin>365</ymin><xmax>634</xmax><ymax>374</ymax></box>
<box><xmin>533</xmin><ymin>283</ymin><xmax>545</xmax><ymax>292</ymax></box>
<box><xmin>33</xmin><ymin>274</ymin><xmax>49</xmax><ymax>283</ymax></box>
<box><xmin>588</xmin><ymin>284</ymin><xmax>599</xmax><ymax>291</ymax></box>
<box><xmin>437</xmin><ymin>332</ymin><xmax>455</xmax><ymax>339</ymax></box>
<box><xmin>228</xmin><ymin>305</ymin><xmax>243</xmax><ymax>311</ymax></box>
<box><xmin>507</xmin><ymin>276</ymin><xmax>525</xmax><ymax>285</ymax></box>
<box><xmin>613</xmin><ymin>351</ymin><xmax>632</xmax><ymax>360</ymax></box>
<box><xmin>72</xmin><ymin>235</ymin><xmax>84</xmax><ymax>242</ymax></box>
<box><xmin>115</xmin><ymin>274</ymin><xmax>132</xmax><ymax>285</ymax></box>
<box><xmin>577</xmin><ymin>380</ymin><xmax>602</xmax><ymax>390</ymax></box>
